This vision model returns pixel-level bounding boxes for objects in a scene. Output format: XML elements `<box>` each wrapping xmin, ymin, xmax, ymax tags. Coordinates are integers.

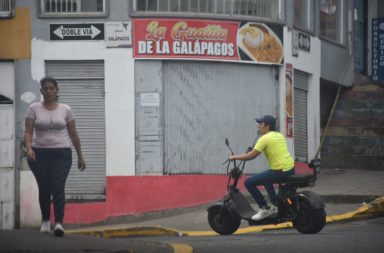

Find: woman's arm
<box><xmin>24</xmin><ymin>118</ymin><xmax>36</xmax><ymax>161</ymax></box>
<box><xmin>67</xmin><ymin>120</ymin><xmax>86</xmax><ymax>170</ymax></box>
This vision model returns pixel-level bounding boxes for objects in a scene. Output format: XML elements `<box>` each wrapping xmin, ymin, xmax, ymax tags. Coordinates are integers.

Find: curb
<box><xmin>67</xmin><ymin>196</ymin><xmax>384</xmax><ymax>238</ymax></box>
<box><xmin>68</xmin><ymin>225</ymin><xmax>186</xmax><ymax>238</ymax></box>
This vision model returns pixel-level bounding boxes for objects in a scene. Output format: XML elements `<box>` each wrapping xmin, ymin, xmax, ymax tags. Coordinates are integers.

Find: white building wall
<box><xmin>30</xmin><ymin>38</ymin><xmax>135</xmax><ymax>176</ymax></box>
<box><xmin>281</xmin><ymin>27</ymin><xmax>321</xmax><ymax>161</ymax></box>
<box><xmin>0</xmin><ymin>62</ymin><xmax>15</xmax><ymax>229</ymax></box>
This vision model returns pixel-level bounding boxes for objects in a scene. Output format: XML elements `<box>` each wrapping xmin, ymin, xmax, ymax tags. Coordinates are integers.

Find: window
<box><xmin>133</xmin><ymin>0</ymin><xmax>284</xmax><ymax>21</ymax></box>
<box><xmin>320</xmin><ymin>0</ymin><xmax>344</xmax><ymax>43</ymax></box>
<box><xmin>293</xmin><ymin>0</ymin><xmax>315</xmax><ymax>32</ymax></box>
<box><xmin>0</xmin><ymin>0</ymin><xmax>15</xmax><ymax>18</ymax></box>
<box><xmin>40</xmin><ymin>0</ymin><xmax>107</xmax><ymax>17</ymax></box>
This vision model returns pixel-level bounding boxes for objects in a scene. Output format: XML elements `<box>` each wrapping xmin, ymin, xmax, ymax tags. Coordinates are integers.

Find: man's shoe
<box><xmin>251</xmin><ymin>205</ymin><xmax>278</xmax><ymax>221</ymax></box>
<box><xmin>54</xmin><ymin>223</ymin><xmax>64</xmax><ymax>237</ymax></box>
<box><xmin>40</xmin><ymin>221</ymin><xmax>51</xmax><ymax>233</ymax></box>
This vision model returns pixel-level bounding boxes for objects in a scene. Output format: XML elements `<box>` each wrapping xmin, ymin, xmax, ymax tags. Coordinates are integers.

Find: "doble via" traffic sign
<box><xmin>50</xmin><ymin>23</ymin><xmax>104</xmax><ymax>40</ymax></box>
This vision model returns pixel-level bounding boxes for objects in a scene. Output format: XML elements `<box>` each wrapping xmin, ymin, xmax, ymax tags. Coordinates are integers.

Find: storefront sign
<box><xmin>372</xmin><ymin>18</ymin><xmax>384</xmax><ymax>82</ymax></box>
<box><xmin>298</xmin><ymin>32</ymin><xmax>310</xmax><ymax>52</ymax></box>
<box><xmin>105</xmin><ymin>22</ymin><xmax>132</xmax><ymax>48</ymax></box>
<box><xmin>285</xmin><ymin>63</ymin><xmax>293</xmax><ymax>138</ymax></box>
<box><xmin>50</xmin><ymin>23</ymin><xmax>104</xmax><ymax>40</ymax></box>
<box><xmin>133</xmin><ymin>19</ymin><xmax>283</xmax><ymax>65</ymax></box>
<box><xmin>292</xmin><ymin>31</ymin><xmax>299</xmax><ymax>57</ymax></box>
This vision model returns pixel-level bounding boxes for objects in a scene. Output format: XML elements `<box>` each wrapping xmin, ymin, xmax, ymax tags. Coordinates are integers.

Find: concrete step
<box><xmin>339</xmin><ymin>90</ymin><xmax>384</xmax><ymax>100</ymax></box>
<box><xmin>351</xmin><ymin>83</ymin><xmax>383</xmax><ymax>91</ymax></box>
<box><xmin>320</xmin><ymin>155</ymin><xmax>384</xmax><ymax>170</ymax></box>
<box><xmin>334</xmin><ymin>103</ymin><xmax>384</xmax><ymax>119</ymax></box>
<box><xmin>322</xmin><ymin>142</ymin><xmax>384</xmax><ymax>156</ymax></box>
<box><xmin>322</xmin><ymin>135</ymin><xmax>384</xmax><ymax>146</ymax></box>
<box><xmin>329</xmin><ymin>117</ymin><xmax>384</xmax><ymax>127</ymax></box>
<box><xmin>325</xmin><ymin>126</ymin><xmax>384</xmax><ymax>137</ymax></box>
<box><xmin>322</xmin><ymin>135</ymin><xmax>384</xmax><ymax>156</ymax></box>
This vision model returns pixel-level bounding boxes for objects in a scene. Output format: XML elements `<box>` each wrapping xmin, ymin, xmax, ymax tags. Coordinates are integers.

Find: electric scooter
<box><xmin>207</xmin><ymin>138</ymin><xmax>326</xmax><ymax>235</ymax></box>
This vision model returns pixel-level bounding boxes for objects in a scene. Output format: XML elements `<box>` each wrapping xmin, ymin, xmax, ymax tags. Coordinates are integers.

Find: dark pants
<box><xmin>28</xmin><ymin>148</ymin><xmax>72</xmax><ymax>223</ymax></box>
<box><xmin>244</xmin><ymin>168</ymin><xmax>295</xmax><ymax>208</ymax></box>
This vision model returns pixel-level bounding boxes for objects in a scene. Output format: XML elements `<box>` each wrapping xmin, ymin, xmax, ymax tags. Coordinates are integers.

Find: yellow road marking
<box><xmin>171</xmin><ymin>243</ymin><xmax>193</xmax><ymax>253</ymax></box>
<box><xmin>68</xmin><ymin>197</ymin><xmax>384</xmax><ymax>238</ymax></box>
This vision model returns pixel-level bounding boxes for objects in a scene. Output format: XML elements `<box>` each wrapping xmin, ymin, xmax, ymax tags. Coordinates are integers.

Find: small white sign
<box><xmin>105</xmin><ymin>22</ymin><xmax>132</xmax><ymax>48</ymax></box>
<box><xmin>140</xmin><ymin>92</ymin><xmax>160</xmax><ymax>107</ymax></box>
<box><xmin>292</xmin><ymin>30</ymin><xmax>299</xmax><ymax>57</ymax></box>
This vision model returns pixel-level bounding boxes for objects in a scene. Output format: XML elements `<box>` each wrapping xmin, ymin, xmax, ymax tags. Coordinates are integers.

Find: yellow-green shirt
<box><xmin>254</xmin><ymin>131</ymin><xmax>294</xmax><ymax>171</ymax></box>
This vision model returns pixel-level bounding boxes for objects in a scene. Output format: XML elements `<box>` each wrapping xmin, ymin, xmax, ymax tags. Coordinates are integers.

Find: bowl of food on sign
<box><xmin>237</xmin><ymin>23</ymin><xmax>283</xmax><ymax>64</ymax></box>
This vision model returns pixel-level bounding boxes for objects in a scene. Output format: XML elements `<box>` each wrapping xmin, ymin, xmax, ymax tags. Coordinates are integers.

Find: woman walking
<box><xmin>24</xmin><ymin>77</ymin><xmax>86</xmax><ymax>237</ymax></box>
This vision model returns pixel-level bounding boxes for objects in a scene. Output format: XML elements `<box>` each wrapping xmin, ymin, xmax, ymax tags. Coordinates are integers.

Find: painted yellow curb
<box><xmin>171</xmin><ymin>243</ymin><xmax>194</xmax><ymax>253</ymax></box>
<box><xmin>68</xmin><ymin>196</ymin><xmax>384</xmax><ymax>238</ymax></box>
<box><xmin>68</xmin><ymin>225</ymin><xmax>185</xmax><ymax>237</ymax></box>
<box><xmin>180</xmin><ymin>196</ymin><xmax>384</xmax><ymax>236</ymax></box>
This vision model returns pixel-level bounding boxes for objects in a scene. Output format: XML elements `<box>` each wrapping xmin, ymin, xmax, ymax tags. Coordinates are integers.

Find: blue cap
<box><xmin>255</xmin><ymin>115</ymin><xmax>276</xmax><ymax>128</ymax></box>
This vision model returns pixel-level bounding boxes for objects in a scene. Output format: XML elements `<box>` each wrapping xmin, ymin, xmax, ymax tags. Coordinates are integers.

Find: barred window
<box><xmin>0</xmin><ymin>0</ymin><xmax>15</xmax><ymax>18</ymax></box>
<box><xmin>40</xmin><ymin>0</ymin><xmax>107</xmax><ymax>16</ymax></box>
<box><xmin>133</xmin><ymin>0</ymin><xmax>284</xmax><ymax>21</ymax></box>
<box><xmin>320</xmin><ymin>0</ymin><xmax>345</xmax><ymax>44</ymax></box>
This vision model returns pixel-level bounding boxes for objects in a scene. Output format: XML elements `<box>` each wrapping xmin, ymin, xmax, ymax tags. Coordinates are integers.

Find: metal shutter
<box><xmin>294</xmin><ymin>70</ymin><xmax>308</xmax><ymax>161</ymax></box>
<box><xmin>46</xmin><ymin>60</ymin><xmax>106</xmax><ymax>200</ymax></box>
<box><xmin>162</xmin><ymin>61</ymin><xmax>275</xmax><ymax>174</ymax></box>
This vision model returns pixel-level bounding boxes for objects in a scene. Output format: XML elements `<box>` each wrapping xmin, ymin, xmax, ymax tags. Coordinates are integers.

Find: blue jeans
<box><xmin>244</xmin><ymin>168</ymin><xmax>295</xmax><ymax>208</ymax></box>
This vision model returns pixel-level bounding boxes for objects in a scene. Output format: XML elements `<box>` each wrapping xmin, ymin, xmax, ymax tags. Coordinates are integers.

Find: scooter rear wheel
<box><xmin>293</xmin><ymin>200</ymin><xmax>326</xmax><ymax>234</ymax></box>
<box><xmin>208</xmin><ymin>205</ymin><xmax>241</xmax><ymax>235</ymax></box>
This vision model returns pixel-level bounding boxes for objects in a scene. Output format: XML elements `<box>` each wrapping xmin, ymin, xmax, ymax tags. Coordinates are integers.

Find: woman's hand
<box><xmin>78</xmin><ymin>156</ymin><xmax>86</xmax><ymax>171</ymax></box>
<box><xmin>26</xmin><ymin>148</ymin><xmax>36</xmax><ymax>161</ymax></box>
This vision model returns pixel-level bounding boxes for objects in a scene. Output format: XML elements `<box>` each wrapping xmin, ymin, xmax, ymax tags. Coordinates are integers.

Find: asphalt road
<box><xmin>123</xmin><ymin>218</ymin><xmax>384</xmax><ymax>253</ymax></box>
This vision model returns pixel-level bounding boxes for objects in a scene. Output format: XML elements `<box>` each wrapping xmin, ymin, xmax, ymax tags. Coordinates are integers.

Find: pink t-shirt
<box><xmin>26</xmin><ymin>102</ymin><xmax>74</xmax><ymax>148</ymax></box>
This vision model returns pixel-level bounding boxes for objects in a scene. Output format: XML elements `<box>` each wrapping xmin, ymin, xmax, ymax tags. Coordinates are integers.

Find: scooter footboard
<box><xmin>295</xmin><ymin>191</ymin><xmax>325</xmax><ymax>210</ymax></box>
<box><xmin>231</xmin><ymin>191</ymin><xmax>257</xmax><ymax>219</ymax></box>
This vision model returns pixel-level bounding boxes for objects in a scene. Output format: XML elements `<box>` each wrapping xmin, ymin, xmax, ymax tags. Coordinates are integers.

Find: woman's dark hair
<box><xmin>40</xmin><ymin>77</ymin><xmax>58</xmax><ymax>88</ymax></box>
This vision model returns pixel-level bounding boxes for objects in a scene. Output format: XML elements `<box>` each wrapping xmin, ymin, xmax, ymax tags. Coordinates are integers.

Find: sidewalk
<box><xmin>67</xmin><ymin>168</ymin><xmax>384</xmax><ymax>237</ymax></box>
<box><xmin>1</xmin><ymin>168</ymin><xmax>384</xmax><ymax>252</ymax></box>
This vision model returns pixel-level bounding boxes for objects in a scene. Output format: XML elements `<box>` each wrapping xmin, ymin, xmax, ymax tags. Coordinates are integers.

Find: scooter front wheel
<box><xmin>208</xmin><ymin>205</ymin><xmax>241</xmax><ymax>235</ymax></box>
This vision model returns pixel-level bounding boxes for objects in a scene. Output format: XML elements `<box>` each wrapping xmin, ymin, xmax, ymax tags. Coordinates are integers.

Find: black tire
<box><xmin>293</xmin><ymin>200</ymin><xmax>326</xmax><ymax>234</ymax></box>
<box><xmin>208</xmin><ymin>205</ymin><xmax>241</xmax><ymax>235</ymax></box>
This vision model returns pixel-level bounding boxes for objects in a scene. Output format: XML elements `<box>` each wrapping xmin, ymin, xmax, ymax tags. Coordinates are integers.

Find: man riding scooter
<box><xmin>228</xmin><ymin>115</ymin><xmax>295</xmax><ymax>221</ymax></box>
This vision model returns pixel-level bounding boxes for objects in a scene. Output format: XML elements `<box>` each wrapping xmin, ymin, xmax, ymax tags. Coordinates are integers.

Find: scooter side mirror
<box><xmin>225</xmin><ymin>138</ymin><xmax>234</xmax><ymax>155</ymax></box>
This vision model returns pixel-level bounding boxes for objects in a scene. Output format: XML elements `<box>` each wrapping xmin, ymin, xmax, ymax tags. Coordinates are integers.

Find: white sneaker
<box><xmin>40</xmin><ymin>221</ymin><xmax>51</xmax><ymax>233</ymax></box>
<box><xmin>54</xmin><ymin>223</ymin><xmax>64</xmax><ymax>237</ymax></box>
<box><xmin>251</xmin><ymin>205</ymin><xmax>278</xmax><ymax>221</ymax></box>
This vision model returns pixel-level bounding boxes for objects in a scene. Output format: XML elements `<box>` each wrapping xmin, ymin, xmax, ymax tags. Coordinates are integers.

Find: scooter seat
<box><xmin>281</xmin><ymin>174</ymin><xmax>314</xmax><ymax>187</ymax></box>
